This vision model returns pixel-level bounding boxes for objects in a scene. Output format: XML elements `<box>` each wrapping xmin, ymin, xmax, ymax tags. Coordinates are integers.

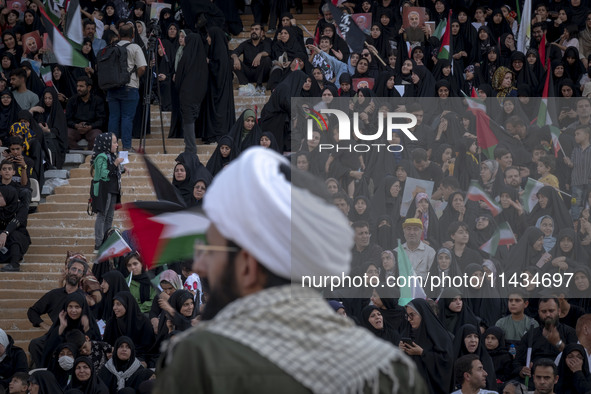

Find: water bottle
<box><xmin>509</xmin><ymin>344</ymin><xmax>516</xmax><ymax>357</ymax></box>
<box><xmin>0</xmin><ymin>247</ymin><xmax>7</xmax><ymax>254</ymax></box>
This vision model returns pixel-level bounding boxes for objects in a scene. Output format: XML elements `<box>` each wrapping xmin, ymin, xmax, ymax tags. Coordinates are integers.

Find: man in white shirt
<box><xmin>106</xmin><ymin>23</ymin><xmax>146</xmax><ymax>151</ymax></box>
<box><xmin>401</xmin><ymin>218</ymin><xmax>435</xmax><ymax>281</ymax></box>
<box><xmin>452</xmin><ymin>354</ymin><xmax>498</xmax><ymax>394</ymax></box>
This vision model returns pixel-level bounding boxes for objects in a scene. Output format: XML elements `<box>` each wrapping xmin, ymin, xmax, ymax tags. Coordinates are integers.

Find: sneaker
<box><xmin>1</xmin><ymin>264</ymin><xmax>20</xmax><ymax>272</ymax></box>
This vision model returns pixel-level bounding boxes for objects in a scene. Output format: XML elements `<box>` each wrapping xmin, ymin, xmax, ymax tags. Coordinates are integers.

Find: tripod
<box><xmin>139</xmin><ymin>30</ymin><xmax>167</xmax><ymax>154</ymax></box>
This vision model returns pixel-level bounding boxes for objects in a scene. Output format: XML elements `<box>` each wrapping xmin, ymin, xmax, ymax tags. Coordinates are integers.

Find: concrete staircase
<box><xmin>0</xmin><ymin>4</ymin><xmax>321</xmax><ymax>358</ymax></box>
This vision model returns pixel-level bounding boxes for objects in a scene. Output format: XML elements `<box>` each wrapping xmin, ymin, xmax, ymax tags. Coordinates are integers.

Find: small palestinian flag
<box><xmin>480</xmin><ymin>222</ymin><xmax>517</xmax><ymax>256</ymax></box>
<box><xmin>396</xmin><ymin>239</ymin><xmax>426</xmax><ymax>307</ymax></box>
<box><xmin>437</xmin><ymin>9</ymin><xmax>452</xmax><ymax>60</ymax></box>
<box><xmin>466</xmin><ymin>180</ymin><xmax>503</xmax><ymax>216</ymax></box>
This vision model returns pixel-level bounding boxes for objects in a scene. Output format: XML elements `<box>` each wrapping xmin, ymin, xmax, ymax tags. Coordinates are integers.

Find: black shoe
<box><xmin>1</xmin><ymin>264</ymin><xmax>20</xmax><ymax>272</ymax></box>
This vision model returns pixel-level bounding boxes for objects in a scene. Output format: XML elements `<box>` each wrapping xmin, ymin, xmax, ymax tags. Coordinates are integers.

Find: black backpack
<box><xmin>97</xmin><ymin>42</ymin><xmax>133</xmax><ymax>90</ymax></box>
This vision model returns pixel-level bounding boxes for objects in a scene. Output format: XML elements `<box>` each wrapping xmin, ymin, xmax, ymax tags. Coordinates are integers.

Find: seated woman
<box><xmin>98</xmin><ymin>336</ymin><xmax>154</xmax><ymax>393</ymax></box>
<box><xmin>205</xmin><ymin>135</ymin><xmax>236</xmax><ymax>177</ymax></box>
<box><xmin>67</xmin><ymin>356</ymin><xmax>108</xmax><ymax>394</ymax></box>
<box><xmin>47</xmin><ymin>343</ymin><xmax>78</xmax><ymax>391</ymax></box>
<box><xmin>97</xmin><ymin>270</ymin><xmax>130</xmax><ymax>322</ymax></box>
<box><xmin>41</xmin><ymin>292</ymin><xmax>101</xmax><ymax>368</ymax></box>
<box><xmin>123</xmin><ymin>252</ymin><xmax>157</xmax><ymax>314</ymax></box>
<box><xmin>149</xmin><ymin>269</ymin><xmax>183</xmax><ymax>333</ymax></box>
<box><xmin>228</xmin><ymin>109</ymin><xmax>263</xmax><ymax>156</ymax></box>
<box><xmin>0</xmin><ymin>184</ymin><xmax>30</xmax><ymax>273</ymax></box>
<box><xmin>156</xmin><ymin>289</ymin><xmax>196</xmax><ymax>335</ymax></box>
<box><xmin>102</xmin><ymin>291</ymin><xmax>155</xmax><ymax>363</ymax></box>
<box><xmin>28</xmin><ymin>370</ymin><xmax>64</xmax><ymax>394</ymax></box>
<box><xmin>0</xmin><ymin>328</ymin><xmax>27</xmax><ymax>390</ymax></box>
<box><xmin>31</xmin><ymin>88</ymin><xmax>68</xmax><ymax>169</ymax></box>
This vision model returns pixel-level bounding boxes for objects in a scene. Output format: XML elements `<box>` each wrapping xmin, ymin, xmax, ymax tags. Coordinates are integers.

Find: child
<box><xmin>483</xmin><ymin>327</ymin><xmax>513</xmax><ymax>386</ymax></box>
<box><xmin>8</xmin><ymin>372</ymin><xmax>29</xmax><ymax>394</ymax></box>
<box><xmin>495</xmin><ymin>290</ymin><xmax>539</xmax><ymax>346</ymax></box>
<box><xmin>537</xmin><ymin>155</ymin><xmax>559</xmax><ymax>188</ymax></box>
<box><xmin>90</xmin><ymin>132</ymin><xmax>123</xmax><ymax>251</ymax></box>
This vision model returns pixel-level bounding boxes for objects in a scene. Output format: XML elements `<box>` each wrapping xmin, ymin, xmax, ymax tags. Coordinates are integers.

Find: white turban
<box><xmin>203</xmin><ymin>147</ymin><xmax>354</xmax><ymax>281</ymax></box>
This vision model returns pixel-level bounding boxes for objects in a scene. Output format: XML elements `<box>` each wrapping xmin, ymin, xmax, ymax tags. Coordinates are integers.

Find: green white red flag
<box><xmin>466</xmin><ymin>180</ymin><xmax>503</xmax><ymax>216</ymax></box>
<box><xmin>521</xmin><ymin>177</ymin><xmax>545</xmax><ymax>213</ymax></box>
<box><xmin>96</xmin><ymin>230</ymin><xmax>132</xmax><ymax>262</ymax></box>
<box><xmin>479</xmin><ymin>222</ymin><xmax>517</xmax><ymax>256</ymax></box>
<box><xmin>39</xmin><ymin>6</ymin><xmax>89</xmax><ymax>68</ymax></box>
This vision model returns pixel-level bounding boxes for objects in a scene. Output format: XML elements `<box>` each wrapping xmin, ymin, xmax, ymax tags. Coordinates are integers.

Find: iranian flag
<box><xmin>39</xmin><ymin>6</ymin><xmax>89</xmax><ymax>68</ymax></box>
<box><xmin>480</xmin><ymin>222</ymin><xmax>517</xmax><ymax>256</ymax></box>
<box><xmin>437</xmin><ymin>9</ymin><xmax>452</xmax><ymax>60</ymax></box>
<box><xmin>521</xmin><ymin>177</ymin><xmax>545</xmax><ymax>213</ymax></box>
<box><xmin>464</xmin><ymin>93</ymin><xmax>499</xmax><ymax>159</ymax></box>
<box><xmin>40</xmin><ymin>66</ymin><xmax>53</xmax><ymax>86</ymax></box>
<box><xmin>466</xmin><ymin>180</ymin><xmax>503</xmax><ymax>216</ymax></box>
<box><xmin>125</xmin><ymin>201</ymin><xmax>210</xmax><ymax>269</ymax></box>
<box><xmin>396</xmin><ymin>240</ymin><xmax>426</xmax><ymax>307</ymax></box>
<box><xmin>96</xmin><ymin>230</ymin><xmax>132</xmax><ymax>262</ymax></box>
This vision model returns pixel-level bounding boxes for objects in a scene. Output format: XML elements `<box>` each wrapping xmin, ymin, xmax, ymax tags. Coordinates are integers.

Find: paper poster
<box><xmin>119</xmin><ymin>151</ymin><xmax>129</xmax><ymax>165</ymax></box>
<box><xmin>6</xmin><ymin>0</ymin><xmax>25</xmax><ymax>14</ymax></box>
<box><xmin>150</xmin><ymin>2</ymin><xmax>171</xmax><ymax>19</ymax></box>
<box><xmin>400</xmin><ymin>177</ymin><xmax>434</xmax><ymax>217</ymax></box>
<box><xmin>403</xmin><ymin>7</ymin><xmax>426</xmax><ymax>42</ymax></box>
<box><xmin>22</xmin><ymin>31</ymin><xmax>42</xmax><ymax>55</ymax></box>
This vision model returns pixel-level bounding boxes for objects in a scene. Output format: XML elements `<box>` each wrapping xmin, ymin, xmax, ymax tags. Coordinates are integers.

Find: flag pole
<box><xmin>364</xmin><ymin>42</ymin><xmax>387</xmax><ymax>67</ymax></box>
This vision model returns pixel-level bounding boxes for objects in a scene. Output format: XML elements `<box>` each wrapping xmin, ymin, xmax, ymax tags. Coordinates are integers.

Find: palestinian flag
<box><xmin>125</xmin><ymin>201</ymin><xmax>210</xmax><ymax>269</ymax></box>
<box><xmin>466</xmin><ymin>180</ymin><xmax>503</xmax><ymax>216</ymax></box>
<box><xmin>42</xmin><ymin>0</ymin><xmax>62</xmax><ymax>25</ymax></box>
<box><xmin>328</xmin><ymin>1</ymin><xmax>367</xmax><ymax>53</ymax></box>
<box><xmin>536</xmin><ymin>59</ymin><xmax>562</xmax><ymax>157</ymax></box>
<box><xmin>396</xmin><ymin>240</ymin><xmax>426</xmax><ymax>307</ymax></box>
<box><xmin>549</xmin><ymin>126</ymin><xmax>562</xmax><ymax>158</ymax></box>
<box><xmin>521</xmin><ymin>177</ymin><xmax>545</xmax><ymax>213</ymax></box>
<box><xmin>40</xmin><ymin>66</ymin><xmax>53</xmax><ymax>86</ymax></box>
<box><xmin>96</xmin><ymin>230</ymin><xmax>132</xmax><ymax>262</ymax></box>
<box><xmin>65</xmin><ymin>0</ymin><xmax>83</xmax><ymax>47</ymax></box>
<box><xmin>433</xmin><ymin>18</ymin><xmax>446</xmax><ymax>39</ymax></box>
<box><xmin>39</xmin><ymin>7</ymin><xmax>89</xmax><ymax>68</ymax></box>
<box><xmin>437</xmin><ymin>9</ymin><xmax>452</xmax><ymax>60</ymax></box>
<box><xmin>480</xmin><ymin>222</ymin><xmax>517</xmax><ymax>256</ymax></box>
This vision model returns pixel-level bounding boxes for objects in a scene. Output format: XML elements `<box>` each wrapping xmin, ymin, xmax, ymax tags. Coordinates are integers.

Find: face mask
<box><xmin>58</xmin><ymin>355</ymin><xmax>74</xmax><ymax>370</ymax></box>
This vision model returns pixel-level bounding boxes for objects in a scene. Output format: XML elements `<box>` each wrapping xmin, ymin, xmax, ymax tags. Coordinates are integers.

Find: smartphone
<box><xmin>401</xmin><ymin>337</ymin><xmax>414</xmax><ymax>345</ymax></box>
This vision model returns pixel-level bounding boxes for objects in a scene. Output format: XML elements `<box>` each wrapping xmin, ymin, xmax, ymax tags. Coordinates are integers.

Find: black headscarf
<box><xmin>38</xmin><ymin>87</ymin><xmax>67</xmax><ymax>167</ymax></box>
<box><xmin>69</xmin><ymin>356</ymin><xmax>108</xmax><ymax>394</ymax></box>
<box><xmin>412</xmin><ymin>65</ymin><xmax>437</xmax><ymax>97</ymax></box>
<box><xmin>527</xmin><ymin>186</ymin><xmax>573</xmax><ymax>235</ymax></box>
<box><xmin>48</xmin><ymin>342</ymin><xmax>78</xmax><ymax>390</ymax></box>
<box><xmin>496</xmin><ymin>185</ymin><xmax>527</xmax><ymax>240</ymax></box>
<box><xmin>23</xmin><ymin>9</ymin><xmax>44</xmax><ymax>33</ymax></box>
<box><xmin>172</xmin><ymin>162</ymin><xmax>195</xmax><ymax>207</ymax></box>
<box><xmin>486</xmin><ymin>9</ymin><xmax>512</xmax><ymax>41</ymax></box>
<box><xmin>505</xmin><ymin>227</ymin><xmax>545</xmax><ymax>274</ymax></box>
<box><xmin>124</xmin><ymin>253</ymin><xmax>153</xmax><ymax>304</ymax></box>
<box><xmin>0</xmin><ymin>89</ymin><xmax>21</xmax><ymax>137</ymax></box>
<box><xmin>51</xmin><ymin>65</ymin><xmax>76</xmax><ymax>100</ymax></box>
<box><xmin>427</xmin><ymin>248</ymin><xmax>462</xmax><ymax>299</ymax></box>
<box><xmin>563</xmin><ymin>46</ymin><xmax>586</xmax><ymax>86</ymax></box>
<box><xmin>97</xmin><ymin>270</ymin><xmax>129</xmax><ymax>322</ymax></box>
<box><xmin>103</xmin><ymin>291</ymin><xmax>155</xmax><ymax>357</ymax></box>
<box><xmin>21</xmin><ymin>61</ymin><xmax>46</xmax><ymax>98</ymax></box>
<box><xmin>552</xmin><ymin>228</ymin><xmax>589</xmax><ymax>263</ymax></box>
<box><xmin>167</xmin><ymin>289</ymin><xmax>195</xmax><ymax>331</ymax></box>
<box><xmin>174</xmin><ymin>151</ymin><xmax>213</xmax><ymax>206</ymax></box>
<box><xmin>361</xmin><ymin>305</ymin><xmax>400</xmax><ymax>345</ymax></box>
<box><xmin>406</xmin><ymin>298</ymin><xmax>454</xmax><ymax>394</ymax></box>
<box><xmin>370</xmin><ymin>175</ymin><xmax>403</xmax><ymax>232</ymax></box>
<box><xmin>30</xmin><ymin>370</ymin><xmax>65</xmax><ymax>394</ymax></box>
<box><xmin>437</xmin><ymin>288</ymin><xmax>481</xmax><ymax>334</ymax></box>
<box><xmin>452</xmin><ymin>324</ymin><xmax>497</xmax><ymax>390</ymax></box>
<box><xmin>205</xmin><ymin>134</ymin><xmax>236</xmax><ymax>177</ymax></box>
<box><xmin>271</xmin><ymin>26</ymin><xmax>307</xmax><ymax>62</ymax></box>
<box><xmin>556</xmin><ymin>344</ymin><xmax>591</xmax><ymax>394</ymax></box>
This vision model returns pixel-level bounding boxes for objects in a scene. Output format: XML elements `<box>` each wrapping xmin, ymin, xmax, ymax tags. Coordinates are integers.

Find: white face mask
<box><xmin>58</xmin><ymin>355</ymin><xmax>75</xmax><ymax>370</ymax></box>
